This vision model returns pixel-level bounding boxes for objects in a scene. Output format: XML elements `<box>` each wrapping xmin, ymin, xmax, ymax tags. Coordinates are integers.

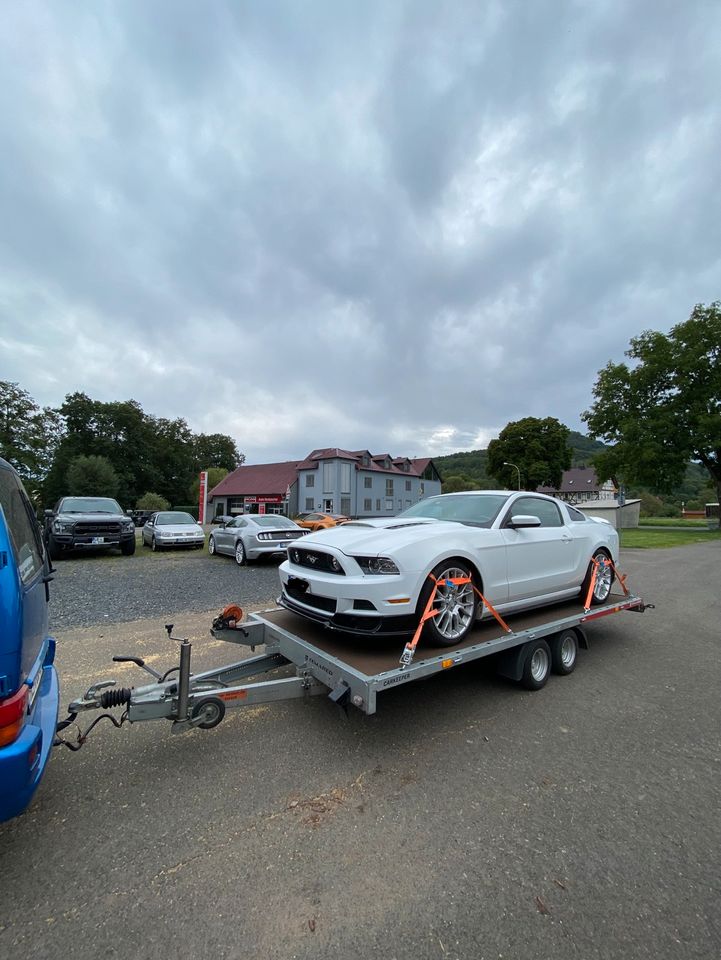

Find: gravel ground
<box><xmin>48</xmin><ymin>546</ymin><xmax>282</xmax><ymax>631</ymax></box>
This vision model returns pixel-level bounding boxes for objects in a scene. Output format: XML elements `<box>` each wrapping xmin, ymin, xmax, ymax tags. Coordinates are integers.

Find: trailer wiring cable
<box><xmin>53</xmin><ymin>710</ymin><xmax>128</xmax><ymax>752</ymax></box>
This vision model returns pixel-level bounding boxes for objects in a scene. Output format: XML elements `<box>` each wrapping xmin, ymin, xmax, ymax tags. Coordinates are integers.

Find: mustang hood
<box><xmin>302</xmin><ymin>518</ymin><xmax>469</xmax><ymax>555</ymax></box>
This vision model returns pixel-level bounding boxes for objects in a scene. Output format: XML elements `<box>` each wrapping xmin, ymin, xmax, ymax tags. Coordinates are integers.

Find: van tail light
<box><xmin>0</xmin><ymin>684</ymin><xmax>28</xmax><ymax>747</ymax></box>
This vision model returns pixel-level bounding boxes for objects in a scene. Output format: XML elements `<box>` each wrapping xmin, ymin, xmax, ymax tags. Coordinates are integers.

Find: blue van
<box><xmin>0</xmin><ymin>457</ymin><xmax>59</xmax><ymax>822</ymax></box>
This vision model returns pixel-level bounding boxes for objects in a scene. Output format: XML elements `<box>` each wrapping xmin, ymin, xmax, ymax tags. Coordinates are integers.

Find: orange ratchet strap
<box><xmin>400</xmin><ymin>574</ymin><xmax>512</xmax><ymax>668</ymax></box>
<box><xmin>583</xmin><ymin>556</ymin><xmax>629</xmax><ymax>612</ymax></box>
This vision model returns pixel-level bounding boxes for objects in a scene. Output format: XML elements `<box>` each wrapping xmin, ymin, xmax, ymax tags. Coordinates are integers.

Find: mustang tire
<box><xmin>418</xmin><ymin>560</ymin><xmax>478</xmax><ymax>647</ymax></box>
<box><xmin>208</xmin><ymin>535</ymin><xmax>216</xmax><ymax>556</ymax></box>
<box><xmin>235</xmin><ymin>540</ymin><xmax>246</xmax><ymax>566</ymax></box>
<box><xmin>581</xmin><ymin>549</ymin><xmax>614</xmax><ymax>605</ymax></box>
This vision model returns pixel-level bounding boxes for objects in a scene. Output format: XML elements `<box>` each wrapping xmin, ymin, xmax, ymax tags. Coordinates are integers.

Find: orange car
<box><xmin>294</xmin><ymin>512</ymin><xmax>350</xmax><ymax>532</ymax></box>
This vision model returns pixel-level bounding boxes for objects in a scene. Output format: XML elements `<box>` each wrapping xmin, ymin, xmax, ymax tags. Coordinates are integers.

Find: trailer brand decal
<box><xmin>218</xmin><ymin>690</ymin><xmax>249</xmax><ymax>701</ymax></box>
<box><xmin>306</xmin><ymin>656</ymin><xmax>334</xmax><ymax>677</ymax></box>
<box><xmin>382</xmin><ymin>673</ymin><xmax>411</xmax><ymax>687</ymax></box>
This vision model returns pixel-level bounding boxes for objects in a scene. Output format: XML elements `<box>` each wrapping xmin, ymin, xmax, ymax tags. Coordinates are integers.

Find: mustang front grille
<box><xmin>287</xmin><ymin>547</ymin><xmax>345</xmax><ymax>575</ymax></box>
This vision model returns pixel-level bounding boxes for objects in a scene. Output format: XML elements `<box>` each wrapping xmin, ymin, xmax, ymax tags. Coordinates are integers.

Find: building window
<box><xmin>323</xmin><ymin>462</ymin><xmax>333</xmax><ymax>491</ymax></box>
<box><xmin>341</xmin><ymin>497</ymin><xmax>351</xmax><ymax>516</ymax></box>
<box><xmin>405</xmin><ymin>480</ymin><xmax>411</xmax><ymax>491</ymax></box>
<box><xmin>420</xmin><ymin>482</ymin><xmax>425</xmax><ymax>496</ymax></box>
<box><xmin>397</xmin><ymin>499</ymin><xmax>402</xmax><ymax>511</ymax></box>
<box><xmin>405</xmin><ymin>499</ymin><xmax>411</xmax><ymax>508</ymax></box>
<box><xmin>364</xmin><ymin>498</ymin><xmax>372</xmax><ymax>511</ymax></box>
<box><xmin>385</xmin><ymin>498</ymin><xmax>393</xmax><ymax>511</ymax></box>
<box><xmin>305</xmin><ymin>497</ymin><xmax>314</xmax><ymax>510</ymax></box>
<box><xmin>385</xmin><ymin>479</ymin><xmax>393</xmax><ymax>496</ymax></box>
<box><xmin>364</xmin><ymin>476</ymin><xmax>372</xmax><ymax>489</ymax></box>
<box><xmin>376</xmin><ymin>499</ymin><xmax>381</xmax><ymax>511</ymax></box>
<box><xmin>305</xmin><ymin>474</ymin><xmax>314</xmax><ymax>487</ymax></box>
<box><xmin>340</xmin><ymin>463</ymin><xmax>351</xmax><ymax>494</ymax></box>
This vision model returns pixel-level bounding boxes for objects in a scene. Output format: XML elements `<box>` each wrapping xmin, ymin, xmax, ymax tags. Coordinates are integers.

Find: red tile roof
<box><xmin>208</xmin><ymin>461</ymin><xmax>302</xmax><ymax>498</ymax></box>
<box><xmin>538</xmin><ymin>467</ymin><xmax>607</xmax><ymax>494</ymax></box>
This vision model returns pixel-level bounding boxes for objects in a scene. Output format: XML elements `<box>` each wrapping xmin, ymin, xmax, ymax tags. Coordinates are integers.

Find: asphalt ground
<box><xmin>1</xmin><ymin>543</ymin><xmax>719</xmax><ymax>960</ymax></box>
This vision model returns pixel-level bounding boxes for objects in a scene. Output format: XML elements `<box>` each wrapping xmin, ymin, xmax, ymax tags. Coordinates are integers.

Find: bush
<box><xmin>136</xmin><ymin>492</ymin><xmax>170</xmax><ymax>511</ymax></box>
<box><xmin>172</xmin><ymin>504</ymin><xmax>199</xmax><ymax>519</ymax></box>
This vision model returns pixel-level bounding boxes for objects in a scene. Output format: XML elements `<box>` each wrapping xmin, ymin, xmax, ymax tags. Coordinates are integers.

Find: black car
<box><xmin>44</xmin><ymin>496</ymin><xmax>136</xmax><ymax>559</ymax></box>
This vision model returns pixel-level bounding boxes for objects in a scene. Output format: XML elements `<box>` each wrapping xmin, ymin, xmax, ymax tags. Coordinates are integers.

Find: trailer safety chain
<box><xmin>583</xmin><ymin>556</ymin><xmax>630</xmax><ymax>612</ymax></box>
<box><xmin>54</xmin><ymin>710</ymin><xmax>128</xmax><ymax>752</ymax></box>
<box><xmin>400</xmin><ymin>574</ymin><xmax>514</xmax><ymax>669</ymax></box>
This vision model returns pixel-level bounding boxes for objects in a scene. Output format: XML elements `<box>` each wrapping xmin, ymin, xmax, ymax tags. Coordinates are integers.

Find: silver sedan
<box><xmin>208</xmin><ymin>514</ymin><xmax>309</xmax><ymax>565</ymax></box>
<box><xmin>142</xmin><ymin>511</ymin><xmax>205</xmax><ymax>551</ymax></box>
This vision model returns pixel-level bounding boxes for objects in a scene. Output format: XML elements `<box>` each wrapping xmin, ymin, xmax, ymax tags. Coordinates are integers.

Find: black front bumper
<box><xmin>277</xmin><ymin>591</ymin><xmax>417</xmax><ymax>637</ymax></box>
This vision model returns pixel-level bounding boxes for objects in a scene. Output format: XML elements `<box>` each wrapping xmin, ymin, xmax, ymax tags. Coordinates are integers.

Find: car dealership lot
<box><xmin>1</xmin><ymin>544</ymin><xmax>719</xmax><ymax>960</ymax></box>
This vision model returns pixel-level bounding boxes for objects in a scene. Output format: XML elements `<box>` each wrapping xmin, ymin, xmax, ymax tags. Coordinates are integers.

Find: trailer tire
<box><xmin>191</xmin><ymin>697</ymin><xmax>226</xmax><ymax>729</ymax></box>
<box><xmin>550</xmin><ymin>629</ymin><xmax>578</xmax><ymax>675</ymax></box>
<box><xmin>520</xmin><ymin>639</ymin><xmax>551</xmax><ymax>690</ymax></box>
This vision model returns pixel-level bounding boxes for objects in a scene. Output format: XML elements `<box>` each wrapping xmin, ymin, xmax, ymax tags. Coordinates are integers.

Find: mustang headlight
<box><xmin>354</xmin><ymin>556</ymin><xmax>400</xmax><ymax>575</ymax></box>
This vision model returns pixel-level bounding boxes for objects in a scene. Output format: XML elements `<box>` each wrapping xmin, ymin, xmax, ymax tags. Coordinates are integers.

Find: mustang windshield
<box><xmin>397</xmin><ymin>493</ymin><xmax>510</xmax><ymax>527</ymax></box>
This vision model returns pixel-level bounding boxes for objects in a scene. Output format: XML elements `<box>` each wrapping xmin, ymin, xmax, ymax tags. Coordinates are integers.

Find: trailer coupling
<box><xmin>56</xmin><ymin>619</ymin><xmax>328</xmax><ymax>748</ymax></box>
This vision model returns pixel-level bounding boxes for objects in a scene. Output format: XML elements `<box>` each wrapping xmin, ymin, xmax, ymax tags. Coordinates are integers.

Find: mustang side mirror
<box><xmin>508</xmin><ymin>514</ymin><xmax>542</xmax><ymax>529</ymax></box>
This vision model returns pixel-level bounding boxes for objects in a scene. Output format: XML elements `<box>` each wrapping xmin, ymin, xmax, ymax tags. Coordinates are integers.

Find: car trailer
<box><xmin>57</xmin><ymin>586</ymin><xmax>652</xmax><ymax>747</ymax></box>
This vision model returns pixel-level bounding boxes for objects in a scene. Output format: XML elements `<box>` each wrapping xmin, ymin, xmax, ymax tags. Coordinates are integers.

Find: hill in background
<box><xmin>432</xmin><ymin>430</ymin><xmax>605</xmax><ymax>487</ymax></box>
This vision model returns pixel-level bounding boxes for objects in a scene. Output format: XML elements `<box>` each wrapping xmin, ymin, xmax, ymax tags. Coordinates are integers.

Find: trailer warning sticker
<box><xmin>218</xmin><ymin>689</ymin><xmax>249</xmax><ymax>702</ymax></box>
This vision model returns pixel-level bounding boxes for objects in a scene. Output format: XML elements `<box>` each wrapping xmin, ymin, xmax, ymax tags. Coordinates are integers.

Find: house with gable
<box><xmin>207</xmin><ymin>448</ymin><xmax>442</xmax><ymax>520</ymax></box>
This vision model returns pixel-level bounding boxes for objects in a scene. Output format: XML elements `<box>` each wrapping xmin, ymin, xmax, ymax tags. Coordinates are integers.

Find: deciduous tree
<box><xmin>582</xmin><ymin>302</ymin><xmax>721</xmax><ymax>507</ymax></box>
<box><xmin>487</xmin><ymin>417</ymin><xmax>572</xmax><ymax>491</ymax></box>
<box><xmin>65</xmin><ymin>455</ymin><xmax>120</xmax><ymax>498</ymax></box>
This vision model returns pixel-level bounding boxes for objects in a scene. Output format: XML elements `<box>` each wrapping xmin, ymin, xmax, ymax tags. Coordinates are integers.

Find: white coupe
<box><xmin>278</xmin><ymin>491</ymin><xmax>619</xmax><ymax>645</ymax></box>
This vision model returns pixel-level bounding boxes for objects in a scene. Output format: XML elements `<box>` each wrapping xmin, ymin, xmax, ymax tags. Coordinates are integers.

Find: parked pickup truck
<box><xmin>44</xmin><ymin>496</ymin><xmax>136</xmax><ymax>560</ymax></box>
<box><xmin>0</xmin><ymin>457</ymin><xmax>59</xmax><ymax>822</ymax></box>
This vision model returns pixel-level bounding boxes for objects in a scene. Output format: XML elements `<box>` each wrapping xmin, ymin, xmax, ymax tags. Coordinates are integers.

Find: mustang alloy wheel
<box><xmin>419</xmin><ymin>560</ymin><xmax>478</xmax><ymax>646</ymax></box>
<box><xmin>235</xmin><ymin>539</ymin><xmax>246</xmax><ymax>566</ymax></box>
<box><xmin>581</xmin><ymin>550</ymin><xmax>614</xmax><ymax>605</ymax></box>
<box><xmin>208</xmin><ymin>535</ymin><xmax>216</xmax><ymax>556</ymax></box>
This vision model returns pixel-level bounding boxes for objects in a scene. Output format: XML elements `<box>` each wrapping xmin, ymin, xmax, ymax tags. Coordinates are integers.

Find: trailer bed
<box><xmin>237</xmin><ymin>589</ymin><xmax>645</xmax><ymax>714</ymax></box>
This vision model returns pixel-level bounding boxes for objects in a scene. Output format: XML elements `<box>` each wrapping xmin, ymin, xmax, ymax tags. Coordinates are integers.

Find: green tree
<box><xmin>190</xmin><ymin>467</ymin><xmax>229</xmax><ymax>502</ymax></box>
<box><xmin>0</xmin><ymin>381</ymin><xmax>63</xmax><ymax>493</ymax></box>
<box><xmin>441</xmin><ymin>474</ymin><xmax>477</xmax><ymax>493</ymax></box>
<box><xmin>582</xmin><ymin>302</ymin><xmax>721</xmax><ymax>507</ymax></box>
<box><xmin>136</xmin><ymin>492</ymin><xmax>170</xmax><ymax>511</ymax></box>
<box><xmin>192</xmin><ymin>434</ymin><xmax>242</xmax><ymax>472</ymax></box>
<box><xmin>487</xmin><ymin>417</ymin><xmax>572</xmax><ymax>491</ymax></box>
<box><xmin>65</xmin><ymin>455</ymin><xmax>120</xmax><ymax>498</ymax></box>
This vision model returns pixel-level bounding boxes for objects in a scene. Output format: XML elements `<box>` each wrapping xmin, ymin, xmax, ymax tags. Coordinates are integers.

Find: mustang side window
<box><xmin>507</xmin><ymin>497</ymin><xmax>563</xmax><ymax>527</ymax></box>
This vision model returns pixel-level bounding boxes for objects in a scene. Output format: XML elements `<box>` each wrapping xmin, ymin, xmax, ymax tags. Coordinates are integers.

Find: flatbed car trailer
<box><xmin>58</xmin><ymin>589</ymin><xmax>651</xmax><ymax>743</ymax></box>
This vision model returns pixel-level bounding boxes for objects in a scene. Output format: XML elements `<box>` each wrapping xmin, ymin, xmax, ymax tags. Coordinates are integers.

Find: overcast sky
<box><xmin>1</xmin><ymin>1</ymin><xmax>719</xmax><ymax>464</ymax></box>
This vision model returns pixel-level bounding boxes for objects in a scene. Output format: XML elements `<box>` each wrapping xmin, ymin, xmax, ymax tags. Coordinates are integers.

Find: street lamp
<box><xmin>504</xmin><ymin>461</ymin><xmax>521</xmax><ymax>491</ymax></box>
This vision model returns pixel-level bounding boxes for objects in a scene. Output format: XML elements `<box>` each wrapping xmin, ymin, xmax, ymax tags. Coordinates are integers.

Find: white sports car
<box><xmin>278</xmin><ymin>491</ymin><xmax>619</xmax><ymax>645</ymax></box>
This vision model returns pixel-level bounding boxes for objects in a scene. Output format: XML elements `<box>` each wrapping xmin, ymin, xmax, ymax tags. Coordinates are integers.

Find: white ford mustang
<box><xmin>278</xmin><ymin>491</ymin><xmax>619</xmax><ymax>645</ymax></box>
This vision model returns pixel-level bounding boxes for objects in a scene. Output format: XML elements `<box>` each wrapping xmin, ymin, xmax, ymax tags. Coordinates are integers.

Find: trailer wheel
<box><xmin>550</xmin><ymin>629</ymin><xmax>578</xmax><ymax>675</ymax></box>
<box><xmin>520</xmin><ymin>639</ymin><xmax>551</xmax><ymax>690</ymax></box>
<box><xmin>191</xmin><ymin>697</ymin><xmax>226</xmax><ymax>729</ymax></box>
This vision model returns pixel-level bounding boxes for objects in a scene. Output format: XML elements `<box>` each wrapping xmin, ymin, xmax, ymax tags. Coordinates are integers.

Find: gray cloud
<box><xmin>1</xmin><ymin>0</ymin><xmax>719</xmax><ymax>463</ymax></box>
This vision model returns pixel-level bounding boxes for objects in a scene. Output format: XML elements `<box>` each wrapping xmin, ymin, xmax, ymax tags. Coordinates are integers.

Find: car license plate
<box><xmin>91</xmin><ymin>537</ymin><xmax>105</xmax><ymax>544</ymax></box>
